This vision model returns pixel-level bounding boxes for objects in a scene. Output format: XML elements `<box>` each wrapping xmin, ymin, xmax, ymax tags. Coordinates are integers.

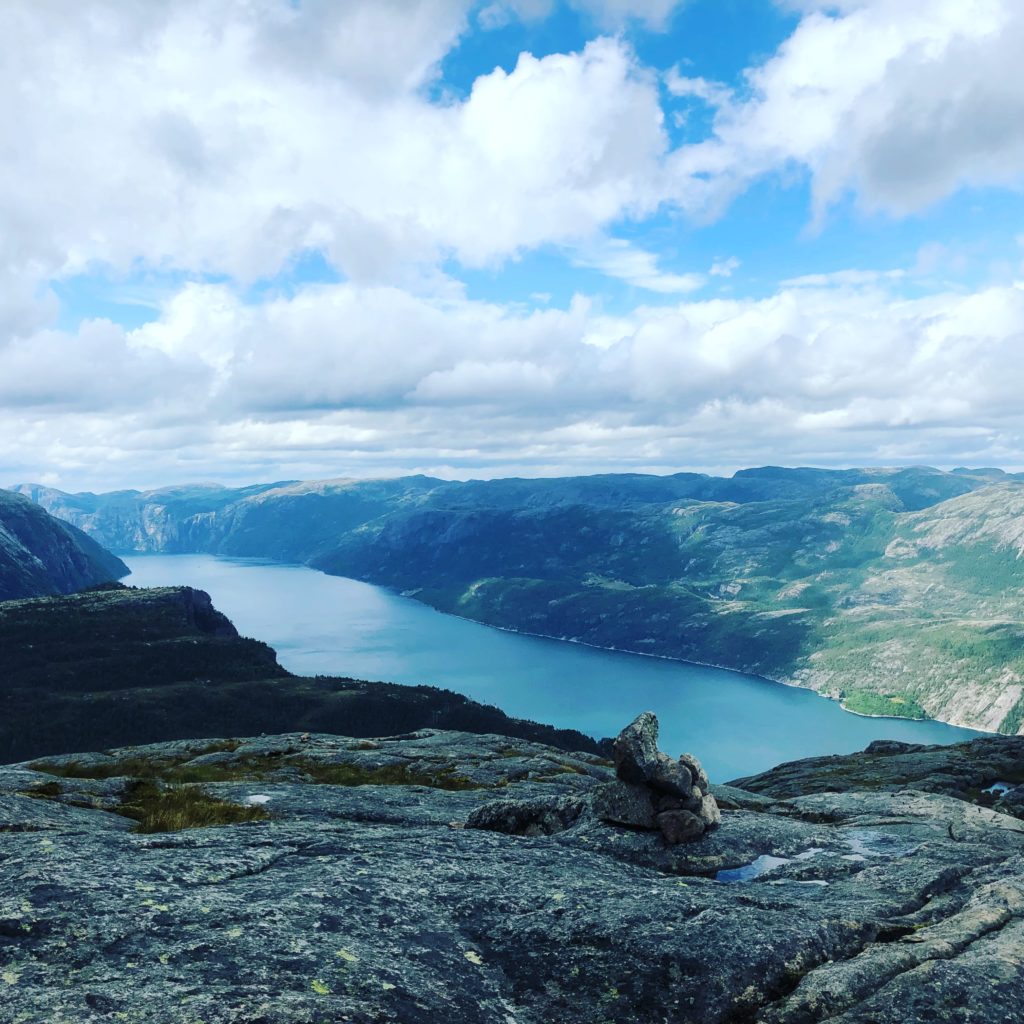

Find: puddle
<box><xmin>983</xmin><ymin>782</ymin><xmax>1013</xmax><ymax>796</ymax></box>
<box><xmin>715</xmin><ymin>848</ymin><xmax>823</xmax><ymax>884</ymax></box>
<box><xmin>844</xmin><ymin>829</ymin><xmax>920</xmax><ymax>859</ymax></box>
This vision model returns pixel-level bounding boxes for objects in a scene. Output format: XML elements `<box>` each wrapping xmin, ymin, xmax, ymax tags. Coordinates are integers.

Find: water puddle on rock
<box><xmin>982</xmin><ymin>781</ymin><xmax>1013</xmax><ymax>796</ymax></box>
<box><xmin>717</xmin><ymin>829</ymin><xmax>921</xmax><ymax>883</ymax></box>
<box><xmin>843</xmin><ymin>829</ymin><xmax>920</xmax><ymax>861</ymax></box>
<box><xmin>715</xmin><ymin>848</ymin><xmax>823</xmax><ymax>884</ymax></box>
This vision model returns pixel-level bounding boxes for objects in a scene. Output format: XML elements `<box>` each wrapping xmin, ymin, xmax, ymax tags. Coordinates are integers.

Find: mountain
<box><xmin>15</xmin><ymin>466</ymin><xmax>1024</xmax><ymax>735</ymax></box>
<box><xmin>0</xmin><ymin>583</ymin><xmax>601</xmax><ymax>762</ymax></box>
<box><xmin>2</xmin><ymin>717</ymin><xmax>1023</xmax><ymax>1023</ymax></box>
<box><xmin>0</xmin><ymin>487</ymin><xmax>128</xmax><ymax>600</ymax></box>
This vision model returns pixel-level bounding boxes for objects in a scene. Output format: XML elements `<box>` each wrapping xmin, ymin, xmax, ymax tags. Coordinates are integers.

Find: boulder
<box><xmin>656</xmin><ymin>809</ymin><xmax>706</xmax><ymax>844</ymax></box>
<box><xmin>647</xmin><ymin>752</ymin><xmax>693</xmax><ymax>797</ymax></box>
<box><xmin>699</xmin><ymin>793</ymin><xmax>722</xmax><ymax>828</ymax></box>
<box><xmin>679</xmin><ymin>752</ymin><xmax>711</xmax><ymax>792</ymax></box>
<box><xmin>592</xmin><ymin>780</ymin><xmax>657</xmax><ymax>829</ymax></box>
<box><xmin>466</xmin><ymin>794</ymin><xmax>587</xmax><ymax>836</ymax></box>
<box><xmin>613</xmin><ymin>711</ymin><xmax>660</xmax><ymax>784</ymax></box>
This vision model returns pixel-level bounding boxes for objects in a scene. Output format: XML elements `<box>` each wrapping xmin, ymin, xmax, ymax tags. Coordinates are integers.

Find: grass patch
<box><xmin>30</xmin><ymin>741</ymin><xmax>242</xmax><ymax>781</ymax></box>
<box><xmin>841</xmin><ymin>689</ymin><xmax>927</xmax><ymax>720</ymax></box>
<box><xmin>20</xmin><ymin>781</ymin><xmax>62</xmax><ymax>800</ymax></box>
<box><xmin>118</xmin><ymin>780</ymin><xmax>269</xmax><ymax>834</ymax></box>
<box><xmin>300</xmin><ymin>761</ymin><xmax>481</xmax><ymax>790</ymax></box>
<box><xmin>31</xmin><ymin>748</ymin><xmax>483</xmax><ymax>791</ymax></box>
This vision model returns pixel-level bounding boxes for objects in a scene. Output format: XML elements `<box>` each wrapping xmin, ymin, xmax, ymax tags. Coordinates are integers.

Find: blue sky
<box><xmin>3</xmin><ymin>0</ymin><xmax>1024</xmax><ymax>490</ymax></box>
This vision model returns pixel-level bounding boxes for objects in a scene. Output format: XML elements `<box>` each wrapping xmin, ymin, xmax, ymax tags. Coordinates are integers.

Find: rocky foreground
<box><xmin>1</xmin><ymin>724</ymin><xmax>1023</xmax><ymax>1023</ymax></box>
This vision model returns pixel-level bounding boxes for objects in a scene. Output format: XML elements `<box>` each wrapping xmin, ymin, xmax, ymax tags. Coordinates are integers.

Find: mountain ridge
<box><xmin>16</xmin><ymin>467</ymin><xmax>1024</xmax><ymax>735</ymax></box>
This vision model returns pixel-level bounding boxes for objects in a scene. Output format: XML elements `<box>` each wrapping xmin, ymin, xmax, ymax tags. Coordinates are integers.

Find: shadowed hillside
<box><xmin>0</xmin><ymin>583</ymin><xmax>602</xmax><ymax>762</ymax></box>
<box><xmin>0</xmin><ymin>488</ymin><xmax>128</xmax><ymax>600</ymax></box>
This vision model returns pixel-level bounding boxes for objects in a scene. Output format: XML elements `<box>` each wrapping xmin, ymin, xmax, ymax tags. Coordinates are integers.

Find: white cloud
<box><xmin>664</xmin><ymin>71</ymin><xmax>733</xmax><ymax>108</ymax></box>
<box><xmin>0</xmin><ymin>4</ymin><xmax>670</xmax><ymax>289</ymax></box>
<box><xmin>710</xmin><ymin>257</ymin><xmax>740</xmax><ymax>279</ymax></box>
<box><xmin>5</xmin><ymin>274</ymin><xmax>1024</xmax><ymax>489</ymax></box>
<box><xmin>5</xmin><ymin>1</ymin><xmax>1024</xmax><ymax>490</ymax></box>
<box><xmin>572</xmin><ymin>0</ymin><xmax>684</xmax><ymax>31</ymax></box>
<box><xmin>671</xmin><ymin>0</ymin><xmax>1024</xmax><ymax>222</ymax></box>
<box><xmin>481</xmin><ymin>0</ymin><xmax>685</xmax><ymax>31</ymax></box>
<box><xmin>782</xmin><ymin>268</ymin><xmax>905</xmax><ymax>288</ymax></box>
<box><xmin>572</xmin><ymin>239</ymin><xmax>705</xmax><ymax>293</ymax></box>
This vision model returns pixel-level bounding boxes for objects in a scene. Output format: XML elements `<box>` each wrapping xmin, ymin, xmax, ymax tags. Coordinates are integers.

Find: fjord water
<box><xmin>125</xmin><ymin>554</ymin><xmax>982</xmax><ymax>781</ymax></box>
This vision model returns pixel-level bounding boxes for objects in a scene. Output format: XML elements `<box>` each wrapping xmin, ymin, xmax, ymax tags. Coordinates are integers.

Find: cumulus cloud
<box><xmin>482</xmin><ymin>0</ymin><xmax>685</xmax><ymax>31</ymax></box>
<box><xmin>0</xmin><ymin>3</ymin><xmax>669</xmax><ymax>289</ymax></box>
<box><xmin>572</xmin><ymin>239</ymin><xmax>706</xmax><ymax>293</ymax></box>
<box><xmin>4</xmin><ymin>0</ymin><xmax>1024</xmax><ymax>489</ymax></box>
<box><xmin>671</xmin><ymin>0</ymin><xmax>1024</xmax><ymax>221</ymax></box>
<box><xmin>5</xmin><ymin>274</ymin><xmax>1024</xmax><ymax>489</ymax></box>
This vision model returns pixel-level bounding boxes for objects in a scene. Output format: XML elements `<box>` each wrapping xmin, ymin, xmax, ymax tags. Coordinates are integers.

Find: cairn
<box><xmin>592</xmin><ymin>712</ymin><xmax>720</xmax><ymax>844</ymax></box>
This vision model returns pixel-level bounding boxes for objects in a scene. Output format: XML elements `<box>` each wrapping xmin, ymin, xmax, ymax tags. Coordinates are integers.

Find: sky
<box><xmin>4</xmin><ymin>0</ymin><xmax>1024</xmax><ymax>492</ymax></box>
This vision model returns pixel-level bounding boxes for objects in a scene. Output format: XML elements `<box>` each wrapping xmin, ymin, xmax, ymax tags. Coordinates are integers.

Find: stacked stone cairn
<box><xmin>593</xmin><ymin>712</ymin><xmax>720</xmax><ymax>844</ymax></box>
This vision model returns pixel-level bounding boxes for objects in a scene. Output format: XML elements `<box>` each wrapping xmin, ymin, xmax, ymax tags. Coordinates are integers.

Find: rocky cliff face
<box><xmin>0</xmin><ymin>584</ymin><xmax>601</xmax><ymax>763</ymax></box>
<box><xmin>0</xmin><ymin>489</ymin><xmax>128</xmax><ymax>600</ymax></box>
<box><xmin>1</xmin><ymin>722</ymin><xmax>1022</xmax><ymax>1023</ymax></box>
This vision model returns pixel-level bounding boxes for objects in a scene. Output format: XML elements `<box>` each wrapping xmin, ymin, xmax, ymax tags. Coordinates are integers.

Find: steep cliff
<box><xmin>0</xmin><ymin>584</ymin><xmax>601</xmax><ymax>762</ymax></box>
<box><xmin>0</xmin><ymin>488</ymin><xmax>128</xmax><ymax>600</ymax></box>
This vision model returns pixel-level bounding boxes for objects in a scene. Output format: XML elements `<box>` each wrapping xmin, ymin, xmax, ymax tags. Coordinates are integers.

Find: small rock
<box><xmin>700</xmin><ymin>794</ymin><xmax>722</xmax><ymax>828</ymax></box>
<box><xmin>679</xmin><ymin>752</ymin><xmax>711</xmax><ymax>792</ymax></box>
<box><xmin>591</xmin><ymin>780</ymin><xmax>657</xmax><ymax>829</ymax></box>
<box><xmin>647</xmin><ymin>752</ymin><xmax>693</xmax><ymax>797</ymax></box>
<box><xmin>656</xmin><ymin>809</ymin><xmax>706</xmax><ymax>844</ymax></box>
<box><xmin>613</xmin><ymin>712</ymin><xmax>660</xmax><ymax>785</ymax></box>
<box><xmin>466</xmin><ymin>795</ymin><xmax>586</xmax><ymax>837</ymax></box>
<box><xmin>655</xmin><ymin>792</ymin><xmax>701</xmax><ymax>815</ymax></box>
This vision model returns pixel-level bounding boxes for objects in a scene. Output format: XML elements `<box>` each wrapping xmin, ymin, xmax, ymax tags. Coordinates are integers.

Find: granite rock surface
<box><xmin>1</xmin><ymin>728</ymin><xmax>1023</xmax><ymax>1023</ymax></box>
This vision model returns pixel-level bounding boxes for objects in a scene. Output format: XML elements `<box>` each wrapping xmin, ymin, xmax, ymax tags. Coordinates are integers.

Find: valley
<box><xmin>17</xmin><ymin>466</ymin><xmax>1024</xmax><ymax>735</ymax></box>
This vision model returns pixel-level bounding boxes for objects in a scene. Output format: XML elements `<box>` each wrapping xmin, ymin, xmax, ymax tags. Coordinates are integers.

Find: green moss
<box><xmin>30</xmin><ymin>741</ymin><xmax>242</xmax><ymax>781</ymax></box>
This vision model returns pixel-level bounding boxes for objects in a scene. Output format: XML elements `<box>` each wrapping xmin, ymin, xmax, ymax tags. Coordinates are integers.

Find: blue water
<box><xmin>124</xmin><ymin>555</ymin><xmax>983</xmax><ymax>782</ymax></box>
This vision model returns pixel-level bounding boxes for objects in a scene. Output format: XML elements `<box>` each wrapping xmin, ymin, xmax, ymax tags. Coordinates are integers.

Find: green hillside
<box><xmin>16</xmin><ymin>467</ymin><xmax>1024</xmax><ymax>734</ymax></box>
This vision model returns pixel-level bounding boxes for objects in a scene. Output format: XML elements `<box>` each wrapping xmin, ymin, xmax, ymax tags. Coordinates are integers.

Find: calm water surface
<box><xmin>125</xmin><ymin>554</ymin><xmax>982</xmax><ymax>781</ymax></box>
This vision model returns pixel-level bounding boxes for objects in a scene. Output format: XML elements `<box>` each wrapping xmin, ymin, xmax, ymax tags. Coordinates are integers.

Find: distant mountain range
<box><xmin>0</xmin><ymin>488</ymin><xmax>127</xmax><ymax>600</ymax></box>
<box><xmin>13</xmin><ymin>466</ymin><xmax>1024</xmax><ymax>735</ymax></box>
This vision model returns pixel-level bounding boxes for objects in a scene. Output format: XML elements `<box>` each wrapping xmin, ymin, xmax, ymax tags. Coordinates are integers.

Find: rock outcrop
<box><xmin>467</xmin><ymin>713</ymin><xmax>720</xmax><ymax>845</ymax></box>
<box><xmin>0</xmin><ymin>584</ymin><xmax>604</xmax><ymax>762</ymax></box>
<box><xmin>2</xmin><ymin>727</ymin><xmax>1023</xmax><ymax>1023</ymax></box>
<box><xmin>597</xmin><ymin>711</ymin><xmax>720</xmax><ymax>843</ymax></box>
<box><xmin>731</xmin><ymin>733</ymin><xmax>1024</xmax><ymax>802</ymax></box>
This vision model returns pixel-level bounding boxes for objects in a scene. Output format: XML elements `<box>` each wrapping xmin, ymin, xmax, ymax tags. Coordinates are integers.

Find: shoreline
<box><xmin>438</xmin><ymin>614</ymin><xmax>986</xmax><ymax>735</ymax></box>
<box><xmin>124</xmin><ymin>552</ymin><xmax>993</xmax><ymax>738</ymax></box>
